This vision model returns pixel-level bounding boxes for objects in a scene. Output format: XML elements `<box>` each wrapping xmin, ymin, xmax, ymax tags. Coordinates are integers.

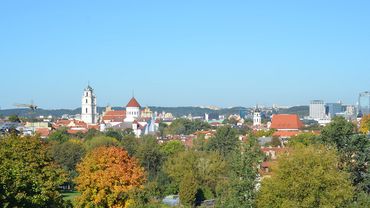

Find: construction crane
<box><xmin>14</xmin><ymin>101</ymin><xmax>38</xmax><ymax>135</ymax></box>
<box><xmin>14</xmin><ymin>102</ymin><xmax>38</xmax><ymax>112</ymax></box>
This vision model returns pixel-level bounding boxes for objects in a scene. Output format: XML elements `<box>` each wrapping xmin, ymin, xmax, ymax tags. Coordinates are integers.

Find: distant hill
<box><xmin>0</xmin><ymin>106</ymin><xmax>250</xmax><ymax>118</ymax></box>
<box><xmin>0</xmin><ymin>106</ymin><xmax>308</xmax><ymax>119</ymax></box>
<box><xmin>277</xmin><ymin>106</ymin><xmax>309</xmax><ymax>117</ymax></box>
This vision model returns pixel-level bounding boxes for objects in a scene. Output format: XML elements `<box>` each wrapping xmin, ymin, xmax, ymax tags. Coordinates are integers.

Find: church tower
<box><xmin>253</xmin><ymin>105</ymin><xmax>261</xmax><ymax>126</ymax></box>
<box><xmin>124</xmin><ymin>97</ymin><xmax>141</xmax><ymax>122</ymax></box>
<box><xmin>81</xmin><ymin>85</ymin><xmax>97</xmax><ymax>124</ymax></box>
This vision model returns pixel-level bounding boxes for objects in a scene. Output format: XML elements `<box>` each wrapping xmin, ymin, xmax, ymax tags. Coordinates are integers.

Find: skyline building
<box><xmin>358</xmin><ymin>91</ymin><xmax>370</xmax><ymax>116</ymax></box>
<box><xmin>309</xmin><ymin>100</ymin><xmax>326</xmax><ymax>120</ymax></box>
<box><xmin>325</xmin><ymin>102</ymin><xmax>343</xmax><ymax>119</ymax></box>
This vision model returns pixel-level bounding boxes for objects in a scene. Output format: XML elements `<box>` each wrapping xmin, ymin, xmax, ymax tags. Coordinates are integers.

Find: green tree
<box><xmin>192</xmin><ymin>135</ymin><xmax>207</xmax><ymax>151</ymax></box>
<box><xmin>349</xmin><ymin>191</ymin><xmax>370</xmax><ymax>208</ymax></box>
<box><xmin>164</xmin><ymin>150</ymin><xmax>226</xmax><ymax>198</ymax></box>
<box><xmin>84</xmin><ymin>135</ymin><xmax>120</xmax><ymax>152</ymax></box>
<box><xmin>50</xmin><ymin>139</ymin><xmax>86</xmax><ymax>189</ymax></box>
<box><xmin>164</xmin><ymin>118</ymin><xmax>211</xmax><ymax>136</ymax></box>
<box><xmin>104</xmin><ymin>128</ymin><xmax>124</xmax><ymax>141</ymax></box>
<box><xmin>256</xmin><ymin>145</ymin><xmax>354</xmax><ymax>208</ymax></box>
<box><xmin>122</xmin><ymin>135</ymin><xmax>140</xmax><ymax>156</ymax></box>
<box><xmin>217</xmin><ymin>137</ymin><xmax>263</xmax><ymax>208</ymax></box>
<box><xmin>160</xmin><ymin>140</ymin><xmax>185</xmax><ymax>158</ymax></box>
<box><xmin>48</xmin><ymin>127</ymin><xmax>70</xmax><ymax>143</ymax></box>
<box><xmin>320</xmin><ymin>116</ymin><xmax>355</xmax><ymax>149</ymax></box>
<box><xmin>51</xmin><ymin>139</ymin><xmax>85</xmax><ymax>172</ymax></box>
<box><xmin>288</xmin><ymin>132</ymin><xmax>318</xmax><ymax>147</ymax></box>
<box><xmin>7</xmin><ymin>115</ymin><xmax>20</xmax><ymax>123</ymax></box>
<box><xmin>134</xmin><ymin>136</ymin><xmax>164</xmax><ymax>180</ymax></box>
<box><xmin>179</xmin><ymin>172</ymin><xmax>199</xmax><ymax>207</ymax></box>
<box><xmin>0</xmin><ymin>135</ymin><xmax>66</xmax><ymax>207</ymax></box>
<box><xmin>207</xmin><ymin>125</ymin><xmax>239</xmax><ymax>158</ymax></box>
<box><xmin>319</xmin><ymin>117</ymin><xmax>370</xmax><ymax>193</ymax></box>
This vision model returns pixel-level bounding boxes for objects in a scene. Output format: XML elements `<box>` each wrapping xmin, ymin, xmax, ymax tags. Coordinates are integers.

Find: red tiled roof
<box><xmin>261</xmin><ymin>161</ymin><xmax>271</xmax><ymax>168</ymax></box>
<box><xmin>273</xmin><ymin>131</ymin><xmax>300</xmax><ymax>137</ymax></box>
<box><xmin>270</xmin><ymin>114</ymin><xmax>303</xmax><ymax>130</ymax></box>
<box><xmin>126</xmin><ymin>97</ymin><xmax>141</xmax><ymax>108</ymax></box>
<box><xmin>35</xmin><ymin>128</ymin><xmax>51</xmax><ymax>137</ymax></box>
<box><xmin>67</xmin><ymin>129</ymin><xmax>88</xmax><ymax>134</ymax></box>
<box><xmin>102</xmin><ymin>110</ymin><xmax>126</xmax><ymax>121</ymax></box>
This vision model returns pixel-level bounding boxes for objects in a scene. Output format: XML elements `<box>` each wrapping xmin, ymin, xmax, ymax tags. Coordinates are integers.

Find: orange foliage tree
<box><xmin>75</xmin><ymin>146</ymin><xmax>146</xmax><ymax>208</ymax></box>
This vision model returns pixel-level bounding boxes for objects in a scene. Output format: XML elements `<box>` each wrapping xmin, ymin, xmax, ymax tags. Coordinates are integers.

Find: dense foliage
<box><xmin>257</xmin><ymin>145</ymin><xmax>354</xmax><ymax>208</ymax></box>
<box><xmin>0</xmin><ymin>135</ymin><xmax>67</xmax><ymax>207</ymax></box>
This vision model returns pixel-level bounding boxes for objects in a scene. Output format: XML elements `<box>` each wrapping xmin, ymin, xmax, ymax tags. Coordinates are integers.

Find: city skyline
<box><xmin>1</xmin><ymin>1</ymin><xmax>370</xmax><ymax>109</ymax></box>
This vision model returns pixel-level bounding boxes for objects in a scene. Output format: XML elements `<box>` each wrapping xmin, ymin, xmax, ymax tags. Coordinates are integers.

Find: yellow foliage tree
<box><xmin>75</xmin><ymin>146</ymin><xmax>145</xmax><ymax>208</ymax></box>
<box><xmin>359</xmin><ymin>114</ymin><xmax>370</xmax><ymax>134</ymax></box>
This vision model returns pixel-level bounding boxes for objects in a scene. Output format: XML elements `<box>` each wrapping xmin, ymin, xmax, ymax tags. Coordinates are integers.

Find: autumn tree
<box><xmin>0</xmin><ymin>135</ymin><xmax>66</xmax><ymax>207</ymax></box>
<box><xmin>359</xmin><ymin>114</ymin><xmax>370</xmax><ymax>134</ymax></box>
<box><xmin>75</xmin><ymin>146</ymin><xmax>145</xmax><ymax>208</ymax></box>
<box><xmin>256</xmin><ymin>145</ymin><xmax>354</xmax><ymax>208</ymax></box>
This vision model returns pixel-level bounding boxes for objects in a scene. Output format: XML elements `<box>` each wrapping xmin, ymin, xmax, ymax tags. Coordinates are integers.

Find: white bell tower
<box><xmin>81</xmin><ymin>85</ymin><xmax>97</xmax><ymax>124</ymax></box>
<box><xmin>253</xmin><ymin>105</ymin><xmax>261</xmax><ymax>126</ymax></box>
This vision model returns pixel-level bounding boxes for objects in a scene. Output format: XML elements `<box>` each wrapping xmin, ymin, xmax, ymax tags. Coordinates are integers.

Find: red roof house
<box><xmin>102</xmin><ymin>110</ymin><xmax>126</xmax><ymax>122</ymax></box>
<box><xmin>270</xmin><ymin>114</ymin><xmax>303</xmax><ymax>130</ymax></box>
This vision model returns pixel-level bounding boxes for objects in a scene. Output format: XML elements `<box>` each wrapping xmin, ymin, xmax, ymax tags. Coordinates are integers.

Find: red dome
<box><xmin>126</xmin><ymin>97</ymin><xmax>141</xmax><ymax>108</ymax></box>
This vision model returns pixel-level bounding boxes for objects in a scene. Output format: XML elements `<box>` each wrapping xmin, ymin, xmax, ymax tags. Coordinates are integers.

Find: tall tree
<box><xmin>207</xmin><ymin>125</ymin><xmax>239</xmax><ymax>158</ymax></box>
<box><xmin>256</xmin><ymin>145</ymin><xmax>354</xmax><ymax>208</ymax></box>
<box><xmin>0</xmin><ymin>135</ymin><xmax>66</xmax><ymax>207</ymax></box>
<box><xmin>319</xmin><ymin>117</ymin><xmax>370</xmax><ymax>193</ymax></box>
<box><xmin>217</xmin><ymin>137</ymin><xmax>263</xmax><ymax>208</ymax></box>
<box><xmin>134</xmin><ymin>136</ymin><xmax>164</xmax><ymax>180</ymax></box>
<box><xmin>75</xmin><ymin>146</ymin><xmax>145</xmax><ymax>208</ymax></box>
<box><xmin>164</xmin><ymin>150</ymin><xmax>226</xmax><ymax>198</ymax></box>
<box><xmin>179</xmin><ymin>172</ymin><xmax>199</xmax><ymax>207</ymax></box>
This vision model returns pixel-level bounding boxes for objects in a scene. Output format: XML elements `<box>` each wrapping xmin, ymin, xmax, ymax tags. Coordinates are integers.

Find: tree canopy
<box><xmin>0</xmin><ymin>135</ymin><xmax>67</xmax><ymax>207</ymax></box>
<box><xmin>207</xmin><ymin>125</ymin><xmax>238</xmax><ymax>158</ymax></box>
<box><xmin>75</xmin><ymin>146</ymin><xmax>145</xmax><ymax>208</ymax></box>
<box><xmin>257</xmin><ymin>145</ymin><xmax>354</xmax><ymax>208</ymax></box>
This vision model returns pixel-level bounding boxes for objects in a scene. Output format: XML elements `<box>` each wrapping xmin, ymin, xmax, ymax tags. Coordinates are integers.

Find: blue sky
<box><xmin>0</xmin><ymin>0</ymin><xmax>369</xmax><ymax>109</ymax></box>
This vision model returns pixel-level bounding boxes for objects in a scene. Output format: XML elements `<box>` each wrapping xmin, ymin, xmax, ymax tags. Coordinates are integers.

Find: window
<box><xmin>86</xmin><ymin>92</ymin><xmax>88</xmax><ymax>96</ymax></box>
<box><xmin>86</xmin><ymin>108</ymin><xmax>88</xmax><ymax>113</ymax></box>
<box><xmin>86</xmin><ymin>99</ymin><xmax>88</xmax><ymax>103</ymax></box>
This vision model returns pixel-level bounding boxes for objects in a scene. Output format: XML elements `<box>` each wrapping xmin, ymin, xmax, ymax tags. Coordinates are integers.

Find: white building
<box><xmin>124</xmin><ymin>97</ymin><xmax>141</xmax><ymax>122</ymax></box>
<box><xmin>309</xmin><ymin>100</ymin><xmax>326</xmax><ymax>120</ymax></box>
<box><xmin>81</xmin><ymin>85</ymin><xmax>97</xmax><ymax>124</ymax></box>
<box><xmin>253</xmin><ymin>106</ymin><xmax>262</xmax><ymax>126</ymax></box>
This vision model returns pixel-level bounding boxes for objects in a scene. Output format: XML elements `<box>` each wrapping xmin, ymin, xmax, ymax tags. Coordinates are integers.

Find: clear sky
<box><xmin>0</xmin><ymin>0</ymin><xmax>369</xmax><ymax>109</ymax></box>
